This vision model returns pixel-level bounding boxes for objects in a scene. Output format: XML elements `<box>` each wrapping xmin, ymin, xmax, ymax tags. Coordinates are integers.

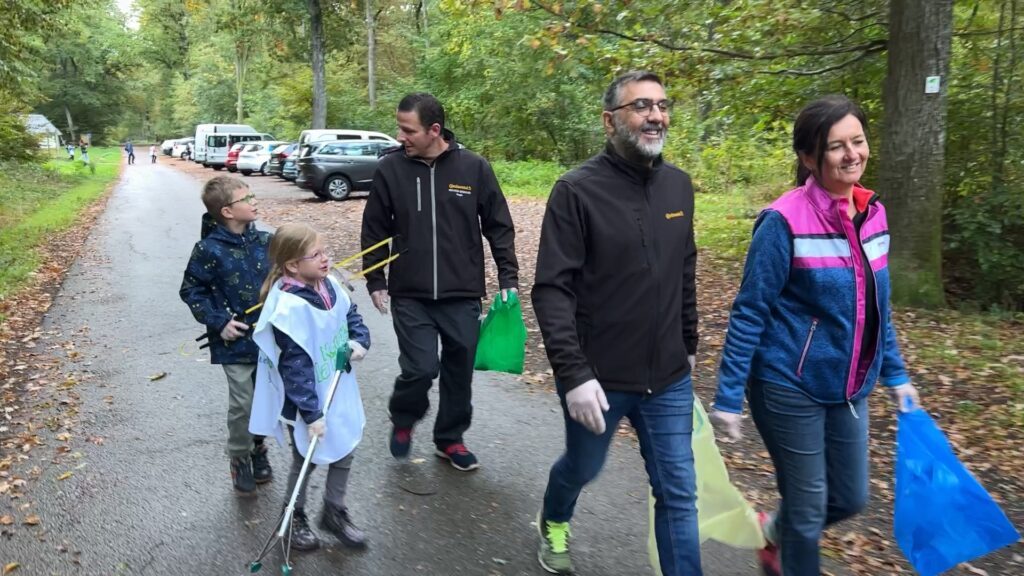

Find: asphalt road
<box><xmin>5</xmin><ymin>158</ymin><xmax>786</xmax><ymax>575</ymax></box>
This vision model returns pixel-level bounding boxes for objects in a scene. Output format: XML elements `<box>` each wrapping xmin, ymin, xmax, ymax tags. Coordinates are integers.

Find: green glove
<box><xmin>335</xmin><ymin>343</ymin><xmax>352</xmax><ymax>373</ymax></box>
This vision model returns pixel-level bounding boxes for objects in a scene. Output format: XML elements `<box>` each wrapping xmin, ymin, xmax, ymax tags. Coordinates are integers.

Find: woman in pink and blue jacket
<box><xmin>709</xmin><ymin>95</ymin><xmax>922</xmax><ymax>576</ymax></box>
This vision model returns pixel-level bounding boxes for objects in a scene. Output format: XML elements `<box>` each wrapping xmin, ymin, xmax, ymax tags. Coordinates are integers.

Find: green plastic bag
<box><xmin>473</xmin><ymin>291</ymin><xmax>527</xmax><ymax>374</ymax></box>
<box><xmin>649</xmin><ymin>394</ymin><xmax>765</xmax><ymax>574</ymax></box>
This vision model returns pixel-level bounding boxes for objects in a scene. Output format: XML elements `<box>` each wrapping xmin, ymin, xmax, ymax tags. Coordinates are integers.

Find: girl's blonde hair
<box><xmin>260</xmin><ymin>223</ymin><xmax>320</xmax><ymax>302</ymax></box>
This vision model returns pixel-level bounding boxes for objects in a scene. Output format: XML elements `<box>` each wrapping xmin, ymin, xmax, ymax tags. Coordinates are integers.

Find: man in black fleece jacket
<box><xmin>531</xmin><ymin>72</ymin><xmax>702</xmax><ymax>576</ymax></box>
<box><xmin>361</xmin><ymin>93</ymin><xmax>519</xmax><ymax>472</ymax></box>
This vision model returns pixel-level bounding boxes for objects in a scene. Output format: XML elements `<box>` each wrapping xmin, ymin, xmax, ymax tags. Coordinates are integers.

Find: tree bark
<box><xmin>234</xmin><ymin>43</ymin><xmax>248</xmax><ymax>123</ymax></box>
<box><xmin>366</xmin><ymin>0</ymin><xmax>376</xmax><ymax>110</ymax></box>
<box><xmin>64</xmin><ymin>104</ymin><xmax>77</xmax><ymax>145</ymax></box>
<box><xmin>879</xmin><ymin>0</ymin><xmax>953</xmax><ymax>308</ymax></box>
<box><xmin>308</xmin><ymin>0</ymin><xmax>326</xmax><ymax>129</ymax></box>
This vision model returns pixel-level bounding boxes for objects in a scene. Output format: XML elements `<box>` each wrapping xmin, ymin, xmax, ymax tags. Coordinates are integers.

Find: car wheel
<box><xmin>212</xmin><ymin>165</ymin><xmax>223</xmax><ymax>171</ymax></box>
<box><xmin>240</xmin><ymin>169</ymin><xmax>252</xmax><ymax>176</ymax></box>
<box><xmin>259</xmin><ymin>162</ymin><xmax>268</xmax><ymax>175</ymax></box>
<box><xmin>324</xmin><ymin>175</ymin><xmax>352</xmax><ymax>201</ymax></box>
<box><xmin>228</xmin><ymin>166</ymin><xmax>237</xmax><ymax>173</ymax></box>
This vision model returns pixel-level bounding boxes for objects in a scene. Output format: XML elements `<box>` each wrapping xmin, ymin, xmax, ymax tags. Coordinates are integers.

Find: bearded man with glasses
<box><xmin>531</xmin><ymin>71</ymin><xmax>701</xmax><ymax>576</ymax></box>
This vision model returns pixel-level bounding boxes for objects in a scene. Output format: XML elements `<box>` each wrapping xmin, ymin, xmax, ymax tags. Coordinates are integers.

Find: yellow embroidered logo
<box><xmin>448</xmin><ymin>183</ymin><xmax>473</xmax><ymax>197</ymax></box>
<box><xmin>665</xmin><ymin>210</ymin><xmax>685</xmax><ymax>220</ymax></box>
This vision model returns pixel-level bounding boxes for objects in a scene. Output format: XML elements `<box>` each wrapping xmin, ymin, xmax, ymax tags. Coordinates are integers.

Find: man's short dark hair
<box><xmin>398</xmin><ymin>93</ymin><xmax>445</xmax><ymax>131</ymax></box>
<box><xmin>603</xmin><ymin>71</ymin><xmax>664</xmax><ymax>111</ymax></box>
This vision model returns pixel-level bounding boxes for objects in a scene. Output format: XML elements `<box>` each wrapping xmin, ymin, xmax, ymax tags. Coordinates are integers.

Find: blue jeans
<box><xmin>748</xmin><ymin>381</ymin><xmax>869</xmax><ymax>576</ymax></box>
<box><xmin>543</xmin><ymin>377</ymin><xmax>701</xmax><ymax>576</ymax></box>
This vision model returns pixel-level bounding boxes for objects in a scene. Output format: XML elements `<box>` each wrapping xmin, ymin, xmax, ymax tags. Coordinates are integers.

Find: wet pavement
<box><xmin>4</xmin><ymin>157</ymin><xmax>804</xmax><ymax>575</ymax></box>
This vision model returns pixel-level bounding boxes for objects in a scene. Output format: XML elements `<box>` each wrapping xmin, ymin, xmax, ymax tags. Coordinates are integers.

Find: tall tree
<box><xmin>880</xmin><ymin>0</ymin><xmax>954</xmax><ymax>308</ymax></box>
<box><xmin>366</xmin><ymin>0</ymin><xmax>377</xmax><ymax>110</ymax></box>
<box><xmin>308</xmin><ymin>0</ymin><xmax>327</xmax><ymax>128</ymax></box>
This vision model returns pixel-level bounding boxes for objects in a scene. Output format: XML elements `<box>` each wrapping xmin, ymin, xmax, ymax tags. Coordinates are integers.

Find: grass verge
<box><xmin>0</xmin><ymin>147</ymin><xmax>120</xmax><ymax>305</ymax></box>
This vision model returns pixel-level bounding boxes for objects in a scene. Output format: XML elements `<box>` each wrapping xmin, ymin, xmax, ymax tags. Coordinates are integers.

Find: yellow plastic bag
<box><xmin>648</xmin><ymin>395</ymin><xmax>765</xmax><ymax>574</ymax></box>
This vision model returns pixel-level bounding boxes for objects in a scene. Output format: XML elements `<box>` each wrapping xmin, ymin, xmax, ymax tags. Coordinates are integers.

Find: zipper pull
<box><xmin>848</xmin><ymin>401</ymin><xmax>860</xmax><ymax>419</ymax></box>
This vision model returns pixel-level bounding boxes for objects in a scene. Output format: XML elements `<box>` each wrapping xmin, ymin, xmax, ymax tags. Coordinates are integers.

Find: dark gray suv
<box><xmin>296</xmin><ymin>140</ymin><xmax>395</xmax><ymax>200</ymax></box>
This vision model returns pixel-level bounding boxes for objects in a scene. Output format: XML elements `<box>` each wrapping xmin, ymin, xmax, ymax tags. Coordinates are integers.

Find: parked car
<box><xmin>160</xmin><ymin>139</ymin><xmax>177</xmax><ymax>155</ymax></box>
<box><xmin>267</xmin><ymin>142</ymin><xmax>298</xmax><ymax>177</ymax></box>
<box><xmin>296</xmin><ymin>140</ymin><xmax>393</xmax><ymax>200</ymax></box>
<box><xmin>281</xmin><ymin>156</ymin><xmax>299</xmax><ymax>181</ymax></box>
<box><xmin>206</xmin><ymin>133</ymin><xmax>274</xmax><ymax>170</ymax></box>
<box><xmin>237</xmin><ymin>141</ymin><xmax>286</xmax><ymax>175</ymax></box>
<box><xmin>193</xmin><ymin>123</ymin><xmax>256</xmax><ymax>164</ymax></box>
<box><xmin>225</xmin><ymin>142</ymin><xmax>247</xmax><ymax>172</ymax></box>
<box><xmin>172</xmin><ymin>138</ymin><xmax>194</xmax><ymax>160</ymax></box>
<box><xmin>295</xmin><ymin>129</ymin><xmax>397</xmax><ymax>161</ymax></box>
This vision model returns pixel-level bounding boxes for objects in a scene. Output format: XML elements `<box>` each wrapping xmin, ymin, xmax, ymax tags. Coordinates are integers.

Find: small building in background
<box><xmin>24</xmin><ymin>114</ymin><xmax>64</xmax><ymax>149</ymax></box>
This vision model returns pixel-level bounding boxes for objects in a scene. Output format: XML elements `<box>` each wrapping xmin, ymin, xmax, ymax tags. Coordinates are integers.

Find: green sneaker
<box><xmin>536</xmin><ymin>511</ymin><xmax>573</xmax><ymax>574</ymax></box>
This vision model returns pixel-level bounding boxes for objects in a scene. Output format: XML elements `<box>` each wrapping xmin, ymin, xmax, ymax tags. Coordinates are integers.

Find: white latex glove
<box><xmin>566</xmin><ymin>379</ymin><xmax>610</xmax><ymax>435</ymax></box>
<box><xmin>219</xmin><ymin>319</ymin><xmax>250</xmax><ymax>342</ymax></box>
<box><xmin>307</xmin><ymin>417</ymin><xmax>326</xmax><ymax>441</ymax></box>
<box><xmin>688</xmin><ymin>355</ymin><xmax>696</xmax><ymax>372</ymax></box>
<box><xmin>709</xmin><ymin>409</ymin><xmax>743</xmax><ymax>442</ymax></box>
<box><xmin>500</xmin><ymin>287</ymin><xmax>518</xmax><ymax>302</ymax></box>
<box><xmin>370</xmin><ymin>290</ymin><xmax>390</xmax><ymax>315</ymax></box>
<box><xmin>889</xmin><ymin>383</ymin><xmax>921</xmax><ymax>413</ymax></box>
<box><xmin>348</xmin><ymin>340</ymin><xmax>367</xmax><ymax>362</ymax></box>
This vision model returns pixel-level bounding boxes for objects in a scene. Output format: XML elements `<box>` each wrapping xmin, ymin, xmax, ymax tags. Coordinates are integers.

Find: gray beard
<box><xmin>611</xmin><ymin>116</ymin><xmax>665</xmax><ymax>161</ymax></box>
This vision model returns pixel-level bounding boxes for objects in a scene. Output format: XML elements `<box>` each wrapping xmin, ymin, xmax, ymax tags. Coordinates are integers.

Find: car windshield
<box><xmin>244</xmin><ymin>144</ymin><xmax>260</xmax><ymax>152</ymax></box>
<box><xmin>316</xmin><ymin>142</ymin><xmax>383</xmax><ymax>156</ymax></box>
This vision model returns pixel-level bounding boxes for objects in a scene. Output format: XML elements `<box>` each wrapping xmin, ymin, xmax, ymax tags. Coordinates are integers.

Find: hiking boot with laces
<box><xmin>390</xmin><ymin>427</ymin><xmax>412</xmax><ymax>459</ymax></box>
<box><xmin>289</xmin><ymin>508</ymin><xmax>320</xmax><ymax>551</ymax></box>
<box><xmin>319</xmin><ymin>503</ymin><xmax>367</xmax><ymax>549</ymax></box>
<box><xmin>434</xmin><ymin>443</ymin><xmax>480</xmax><ymax>471</ymax></box>
<box><xmin>251</xmin><ymin>443</ymin><xmax>273</xmax><ymax>484</ymax></box>
<box><xmin>230</xmin><ymin>456</ymin><xmax>256</xmax><ymax>495</ymax></box>
<box><xmin>757</xmin><ymin>511</ymin><xmax>781</xmax><ymax>576</ymax></box>
<box><xmin>536</xmin><ymin>511</ymin><xmax>573</xmax><ymax>574</ymax></box>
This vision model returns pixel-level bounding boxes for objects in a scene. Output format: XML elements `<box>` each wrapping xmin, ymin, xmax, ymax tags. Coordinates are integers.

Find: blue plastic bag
<box><xmin>895</xmin><ymin>409</ymin><xmax>1020</xmax><ymax>576</ymax></box>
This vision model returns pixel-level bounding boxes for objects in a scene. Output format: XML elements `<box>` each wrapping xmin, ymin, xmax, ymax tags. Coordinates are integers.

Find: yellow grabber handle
<box><xmin>239</xmin><ymin>244</ymin><xmax>400</xmax><ymax>317</ymax></box>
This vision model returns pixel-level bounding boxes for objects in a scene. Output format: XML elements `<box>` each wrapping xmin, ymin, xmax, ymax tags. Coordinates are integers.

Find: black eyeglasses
<box><xmin>224</xmin><ymin>193</ymin><xmax>255</xmax><ymax>207</ymax></box>
<box><xmin>607</xmin><ymin>98</ymin><xmax>674</xmax><ymax>116</ymax></box>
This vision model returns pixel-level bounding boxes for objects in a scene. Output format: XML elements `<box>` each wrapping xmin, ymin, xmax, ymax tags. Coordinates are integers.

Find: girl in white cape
<box><xmin>249</xmin><ymin>223</ymin><xmax>369</xmax><ymax>552</ymax></box>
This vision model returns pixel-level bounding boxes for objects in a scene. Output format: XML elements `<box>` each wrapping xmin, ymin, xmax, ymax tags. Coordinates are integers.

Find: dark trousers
<box><xmin>749</xmin><ymin>381</ymin><xmax>869</xmax><ymax>576</ymax></box>
<box><xmin>388</xmin><ymin>296</ymin><xmax>481</xmax><ymax>447</ymax></box>
<box><xmin>286</xmin><ymin>426</ymin><xmax>354</xmax><ymax>511</ymax></box>
<box><xmin>128</xmin><ymin>152</ymin><xmax>135</xmax><ymax>164</ymax></box>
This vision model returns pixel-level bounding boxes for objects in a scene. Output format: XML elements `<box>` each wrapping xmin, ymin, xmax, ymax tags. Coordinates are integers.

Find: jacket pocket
<box><xmin>796</xmin><ymin>318</ymin><xmax>819</xmax><ymax>377</ymax></box>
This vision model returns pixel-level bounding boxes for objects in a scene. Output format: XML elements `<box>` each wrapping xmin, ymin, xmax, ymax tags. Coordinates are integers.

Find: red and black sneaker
<box><xmin>757</xmin><ymin>511</ymin><xmax>781</xmax><ymax>576</ymax></box>
<box><xmin>435</xmin><ymin>443</ymin><xmax>480</xmax><ymax>471</ymax></box>
<box><xmin>389</xmin><ymin>427</ymin><xmax>412</xmax><ymax>459</ymax></box>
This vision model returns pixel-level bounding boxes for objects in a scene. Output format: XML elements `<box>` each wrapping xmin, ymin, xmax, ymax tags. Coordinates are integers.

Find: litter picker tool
<box><xmin>195</xmin><ymin>237</ymin><xmax>401</xmax><ymax>347</ymax></box>
<box><xmin>247</xmin><ymin>347</ymin><xmax>352</xmax><ymax>575</ymax></box>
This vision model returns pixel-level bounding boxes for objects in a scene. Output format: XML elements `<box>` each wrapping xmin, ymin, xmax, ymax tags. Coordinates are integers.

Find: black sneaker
<box><xmin>251</xmin><ymin>444</ymin><xmax>273</xmax><ymax>484</ymax></box>
<box><xmin>230</xmin><ymin>456</ymin><xmax>256</xmax><ymax>495</ymax></box>
<box><xmin>434</xmin><ymin>443</ymin><xmax>480</xmax><ymax>471</ymax></box>
<box><xmin>289</xmin><ymin>508</ymin><xmax>320</xmax><ymax>551</ymax></box>
<box><xmin>389</xmin><ymin>427</ymin><xmax>412</xmax><ymax>459</ymax></box>
<box><xmin>319</xmin><ymin>504</ymin><xmax>367</xmax><ymax>549</ymax></box>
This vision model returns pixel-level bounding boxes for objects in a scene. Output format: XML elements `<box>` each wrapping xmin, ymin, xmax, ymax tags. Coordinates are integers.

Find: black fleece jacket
<box><xmin>532</xmin><ymin>144</ymin><xmax>699</xmax><ymax>396</ymax></box>
<box><xmin>360</xmin><ymin>130</ymin><xmax>519</xmax><ymax>300</ymax></box>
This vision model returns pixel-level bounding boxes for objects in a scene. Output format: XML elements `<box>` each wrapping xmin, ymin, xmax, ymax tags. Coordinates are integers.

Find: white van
<box><xmin>296</xmin><ymin>129</ymin><xmax>397</xmax><ymax>158</ymax></box>
<box><xmin>205</xmin><ymin>133</ymin><xmax>276</xmax><ymax>170</ymax></box>
<box><xmin>193</xmin><ymin>124</ymin><xmax>256</xmax><ymax>164</ymax></box>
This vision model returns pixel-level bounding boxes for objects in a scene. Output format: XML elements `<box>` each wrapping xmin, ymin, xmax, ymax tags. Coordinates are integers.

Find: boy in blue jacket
<box><xmin>180</xmin><ymin>176</ymin><xmax>273</xmax><ymax>495</ymax></box>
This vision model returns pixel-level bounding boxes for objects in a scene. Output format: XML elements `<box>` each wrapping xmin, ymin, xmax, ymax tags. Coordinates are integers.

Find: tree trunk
<box><xmin>308</xmin><ymin>0</ymin><xmax>326</xmax><ymax>129</ymax></box>
<box><xmin>64</xmin><ymin>104</ymin><xmax>77</xmax><ymax>145</ymax></box>
<box><xmin>366</xmin><ymin>0</ymin><xmax>376</xmax><ymax>110</ymax></box>
<box><xmin>234</xmin><ymin>43</ymin><xmax>248</xmax><ymax>123</ymax></box>
<box><xmin>879</xmin><ymin>0</ymin><xmax>953</xmax><ymax>308</ymax></box>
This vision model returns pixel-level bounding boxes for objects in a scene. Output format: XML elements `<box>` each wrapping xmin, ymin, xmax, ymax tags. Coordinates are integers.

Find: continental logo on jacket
<box><xmin>665</xmin><ymin>210</ymin><xmax>685</xmax><ymax>220</ymax></box>
<box><xmin>449</xmin><ymin>183</ymin><xmax>473</xmax><ymax>197</ymax></box>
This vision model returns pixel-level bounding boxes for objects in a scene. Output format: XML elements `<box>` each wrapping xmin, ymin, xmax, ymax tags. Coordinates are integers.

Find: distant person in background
<box><xmin>80</xmin><ymin>141</ymin><xmax>90</xmax><ymax>164</ymax></box>
<box><xmin>125</xmin><ymin>140</ymin><xmax>135</xmax><ymax>165</ymax></box>
<box><xmin>66</xmin><ymin>143</ymin><xmax>75</xmax><ymax>161</ymax></box>
<box><xmin>150</xmin><ymin>144</ymin><xmax>157</xmax><ymax>164</ymax></box>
